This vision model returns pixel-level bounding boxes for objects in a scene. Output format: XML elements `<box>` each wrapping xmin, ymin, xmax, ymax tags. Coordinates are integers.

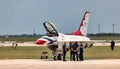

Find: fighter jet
<box><xmin>35</xmin><ymin>12</ymin><xmax>92</xmax><ymax>60</ymax></box>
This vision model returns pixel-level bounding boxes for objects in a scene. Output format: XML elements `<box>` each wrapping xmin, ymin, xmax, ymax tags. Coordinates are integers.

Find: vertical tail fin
<box><xmin>72</xmin><ymin>12</ymin><xmax>90</xmax><ymax>36</ymax></box>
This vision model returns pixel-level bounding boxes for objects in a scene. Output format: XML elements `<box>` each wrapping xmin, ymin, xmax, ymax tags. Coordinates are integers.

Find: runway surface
<box><xmin>0</xmin><ymin>59</ymin><xmax>120</xmax><ymax>69</ymax></box>
<box><xmin>1</xmin><ymin>40</ymin><xmax>120</xmax><ymax>46</ymax></box>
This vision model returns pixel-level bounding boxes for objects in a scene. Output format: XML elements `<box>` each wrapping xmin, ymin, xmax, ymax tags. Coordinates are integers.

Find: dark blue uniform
<box><xmin>69</xmin><ymin>42</ymin><xmax>73</xmax><ymax>61</ymax></box>
<box><xmin>62</xmin><ymin>43</ymin><xmax>67</xmax><ymax>61</ymax></box>
<box><xmin>71</xmin><ymin>42</ymin><xmax>79</xmax><ymax>61</ymax></box>
<box><xmin>79</xmin><ymin>43</ymin><xmax>84</xmax><ymax>61</ymax></box>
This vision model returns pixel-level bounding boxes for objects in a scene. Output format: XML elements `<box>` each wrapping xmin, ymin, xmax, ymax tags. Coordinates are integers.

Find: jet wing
<box><xmin>57</xmin><ymin>33</ymin><xmax>91</xmax><ymax>42</ymax></box>
<box><xmin>43</xmin><ymin>22</ymin><xmax>59</xmax><ymax>36</ymax></box>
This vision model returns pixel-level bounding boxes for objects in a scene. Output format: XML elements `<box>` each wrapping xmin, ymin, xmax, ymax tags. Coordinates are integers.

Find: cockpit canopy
<box><xmin>43</xmin><ymin>22</ymin><xmax>59</xmax><ymax>36</ymax></box>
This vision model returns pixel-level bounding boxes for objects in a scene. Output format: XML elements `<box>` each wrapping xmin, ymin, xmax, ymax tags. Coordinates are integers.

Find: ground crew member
<box><xmin>62</xmin><ymin>42</ymin><xmax>67</xmax><ymax>61</ymax></box>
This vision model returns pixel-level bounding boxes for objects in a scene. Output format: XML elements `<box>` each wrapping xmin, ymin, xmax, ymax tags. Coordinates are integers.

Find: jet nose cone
<box><xmin>35</xmin><ymin>40</ymin><xmax>46</xmax><ymax>45</ymax></box>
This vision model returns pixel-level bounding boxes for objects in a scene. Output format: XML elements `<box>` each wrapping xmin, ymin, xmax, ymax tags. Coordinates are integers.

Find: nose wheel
<box><xmin>52</xmin><ymin>50</ymin><xmax>62</xmax><ymax>60</ymax></box>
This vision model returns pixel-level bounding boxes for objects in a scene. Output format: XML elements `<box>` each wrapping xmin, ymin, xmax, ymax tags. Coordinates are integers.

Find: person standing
<box><xmin>62</xmin><ymin>42</ymin><xmax>67</xmax><ymax>61</ymax></box>
<box><xmin>79</xmin><ymin>42</ymin><xmax>84</xmax><ymax>61</ymax></box>
<box><xmin>110</xmin><ymin>40</ymin><xmax>115</xmax><ymax>51</ymax></box>
<box><xmin>71</xmin><ymin>42</ymin><xmax>79</xmax><ymax>61</ymax></box>
<box><xmin>69</xmin><ymin>42</ymin><xmax>74</xmax><ymax>61</ymax></box>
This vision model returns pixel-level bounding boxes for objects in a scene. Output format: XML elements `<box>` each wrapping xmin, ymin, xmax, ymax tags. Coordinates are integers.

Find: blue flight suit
<box><xmin>69</xmin><ymin>43</ymin><xmax>73</xmax><ymax>61</ymax></box>
<box><xmin>72</xmin><ymin>43</ymin><xmax>79</xmax><ymax>61</ymax></box>
<box><xmin>79</xmin><ymin>44</ymin><xmax>84</xmax><ymax>61</ymax></box>
<box><xmin>62</xmin><ymin>43</ymin><xmax>67</xmax><ymax>61</ymax></box>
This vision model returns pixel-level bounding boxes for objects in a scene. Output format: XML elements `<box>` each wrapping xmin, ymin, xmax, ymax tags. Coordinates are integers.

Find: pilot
<box><xmin>71</xmin><ymin>42</ymin><xmax>79</xmax><ymax>61</ymax></box>
<box><xmin>69</xmin><ymin>42</ymin><xmax>74</xmax><ymax>61</ymax></box>
<box><xmin>79</xmin><ymin>42</ymin><xmax>84</xmax><ymax>61</ymax></box>
<box><xmin>62</xmin><ymin>42</ymin><xmax>67</xmax><ymax>61</ymax></box>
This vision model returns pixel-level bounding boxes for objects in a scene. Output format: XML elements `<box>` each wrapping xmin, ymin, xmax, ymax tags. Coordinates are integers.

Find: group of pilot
<box><xmin>62</xmin><ymin>42</ymin><xmax>84</xmax><ymax>61</ymax></box>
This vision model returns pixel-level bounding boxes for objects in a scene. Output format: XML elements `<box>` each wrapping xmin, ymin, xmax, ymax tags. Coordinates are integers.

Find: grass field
<box><xmin>0</xmin><ymin>46</ymin><xmax>120</xmax><ymax>60</ymax></box>
<box><xmin>0</xmin><ymin>37</ymin><xmax>38</xmax><ymax>42</ymax></box>
<box><xmin>89</xmin><ymin>36</ymin><xmax>120</xmax><ymax>40</ymax></box>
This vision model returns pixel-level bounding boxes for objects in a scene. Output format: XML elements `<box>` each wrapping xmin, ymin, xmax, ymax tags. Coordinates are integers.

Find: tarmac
<box><xmin>0</xmin><ymin>59</ymin><xmax>120</xmax><ymax>69</ymax></box>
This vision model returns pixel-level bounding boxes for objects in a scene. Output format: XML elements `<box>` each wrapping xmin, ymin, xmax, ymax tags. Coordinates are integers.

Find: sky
<box><xmin>0</xmin><ymin>0</ymin><xmax>120</xmax><ymax>35</ymax></box>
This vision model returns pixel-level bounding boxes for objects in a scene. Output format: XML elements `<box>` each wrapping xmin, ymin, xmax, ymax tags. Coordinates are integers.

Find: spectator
<box><xmin>110</xmin><ymin>40</ymin><xmax>115</xmax><ymax>51</ymax></box>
